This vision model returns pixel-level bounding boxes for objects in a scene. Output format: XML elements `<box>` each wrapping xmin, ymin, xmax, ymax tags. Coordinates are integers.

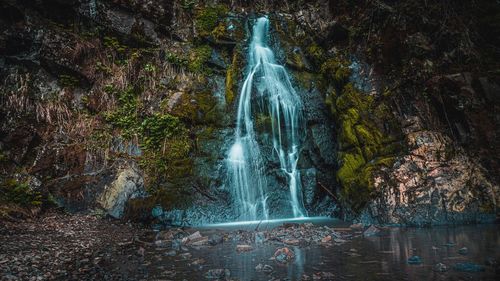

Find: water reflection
<box><xmin>163</xmin><ymin>224</ymin><xmax>499</xmax><ymax>280</ymax></box>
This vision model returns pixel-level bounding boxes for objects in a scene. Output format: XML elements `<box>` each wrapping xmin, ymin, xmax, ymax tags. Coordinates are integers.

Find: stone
<box><xmin>190</xmin><ymin>236</ymin><xmax>209</xmax><ymax>246</ymax></box>
<box><xmin>255</xmin><ymin>263</ymin><xmax>273</xmax><ymax>273</ymax></box>
<box><xmin>182</xmin><ymin>231</ymin><xmax>202</xmax><ymax>244</ymax></box>
<box><xmin>350</xmin><ymin>223</ymin><xmax>364</xmax><ymax>230</ymax></box>
<box><xmin>155</xmin><ymin>240</ymin><xmax>168</xmax><ymax>248</ymax></box>
<box><xmin>236</xmin><ymin>245</ymin><xmax>253</xmax><ymax>252</ymax></box>
<box><xmin>283</xmin><ymin>239</ymin><xmax>300</xmax><ymax>246</ymax></box>
<box><xmin>205</xmin><ymin>268</ymin><xmax>230</xmax><ymax>279</ymax></box>
<box><xmin>255</xmin><ymin>232</ymin><xmax>266</xmax><ymax>244</ymax></box>
<box><xmin>208</xmin><ymin>234</ymin><xmax>223</xmax><ymax>246</ymax></box>
<box><xmin>98</xmin><ymin>166</ymin><xmax>144</xmax><ymax>218</ymax></box>
<box><xmin>407</xmin><ymin>256</ymin><xmax>422</xmax><ymax>265</ymax></box>
<box><xmin>363</xmin><ymin>225</ymin><xmax>380</xmax><ymax>237</ymax></box>
<box><xmin>433</xmin><ymin>263</ymin><xmax>449</xmax><ymax>272</ymax></box>
<box><xmin>164</xmin><ymin>250</ymin><xmax>176</xmax><ymax>257</ymax></box>
<box><xmin>458</xmin><ymin>247</ymin><xmax>468</xmax><ymax>255</ymax></box>
<box><xmin>321</xmin><ymin>235</ymin><xmax>332</xmax><ymax>243</ymax></box>
<box><xmin>453</xmin><ymin>262</ymin><xmax>485</xmax><ymax>272</ymax></box>
<box><xmin>179</xmin><ymin>252</ymin><xmax>192</xmax><ymax>260</ymax></box>
<box><xmin>273</xmin><ymin>247</ymin><xmax>295</xmax><ymax>263</ymax></box>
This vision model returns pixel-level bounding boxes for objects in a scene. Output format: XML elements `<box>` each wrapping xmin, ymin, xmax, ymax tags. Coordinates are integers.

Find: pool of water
<box><xmin>197</xmin><ymin>216</ymin><xmax>344</xmax><ymax>231</ymax></box>
<box><xmin>156</xmin><ymin>223</ymin><xmax>499</xmax><ymax>280</ymax></box>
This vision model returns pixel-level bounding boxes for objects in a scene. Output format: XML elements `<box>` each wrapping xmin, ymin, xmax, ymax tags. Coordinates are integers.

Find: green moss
<box><xmin>225</xmin><ymin>50</ymin><xmax>241</xmax><ymax>105</ymax></box>
<box><xmin>58</xmin><ymin>74</ymin><xmax>79</xmax><ymax>88</ymax></box>
<box><xmin>166</xmin><ymin>51</ymin><xmax>189</xmax><ymax>68</ymax></box>
<box><xmin>104</xmin><ymin>86</ymin><xmax>141</xmax><ymax>139</ymax></box>
<box><xmin>188</xmin><ymin>45</ymin><xmax>212</xmax><ymax>73</ymax></box>
<box><xmin>140</xmin><ymin>113</ymin><xmax>188</xmax><ymax>151</ymax></box>
<box><xmin>306</xmin><ymin>42</ymin><xmax>325</xmax><ymax>65</ymax></box>
<box><xmin>194</xmin><ymin>5</ymin><xmax>229</xmax><ymax>37</ymax></box>
<box><xmin>0</xmin><ymin>178</ymin><xmax>42</xmax><ymax>207</ymax></box>
<box><xmin>320</xmin><ymin>57</ymin><xmax>351</xmax><ymax>86</ymax></box>
<box><xmin>329</xmin><ymin>80</ymin><xmax>403</xmax><ymax>212</ymax></box>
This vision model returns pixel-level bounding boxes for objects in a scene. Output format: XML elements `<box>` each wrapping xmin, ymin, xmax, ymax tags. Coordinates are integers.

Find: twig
<box><xmin>317</xmin><ymin>181</ymin><xmax>338</xmax><ymax>201</ymax></box>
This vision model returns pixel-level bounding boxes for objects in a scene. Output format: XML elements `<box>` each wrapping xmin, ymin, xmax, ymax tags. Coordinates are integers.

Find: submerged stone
<box><xmin>407</xmin><ymin>255</ymin><xmax>422</xmax><ymax>265</ymax></box>
<box><xmin>433</xmin><ymin>263</ymin><xmax>449</xmax><ymax>272</ymax></box>
<box><xmin>458</xmin><ymin>247</ymin><xmax>468</xmax><ymax>255</ymax></box>
<box><xmin>453</xmin><ymin>262</ymin><xmax>485</xmax><ymax>272</ymax></box>
<box><xmin>205</xmin><ymin>268</ymin><xmax>231</xmax><ymax>279</ymax></box>
<box><xmin>363</xmin><ymin>225</ymin><xmax>381</xmax><ymax>237</ymax></box>
<box><xmin>236</xmin><ymin>244</ymin><xmax>253</xmax><ymax>252</ymax></box>
<box><xmin>273</xmin><ymin>247</ymin><xmax>295</xmax><ymax>263</ymax></box>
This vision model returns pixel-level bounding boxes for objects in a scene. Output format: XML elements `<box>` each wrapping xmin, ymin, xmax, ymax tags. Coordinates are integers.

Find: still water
<box><xmin>160</xmin><ymin>223</ymin><xmax>499</xmax><ymax>280</ymax></box>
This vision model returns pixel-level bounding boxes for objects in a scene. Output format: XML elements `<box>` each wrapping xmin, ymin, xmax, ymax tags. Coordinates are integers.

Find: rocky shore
<box><xmin>2</xmin><ymin>213</ymin><xmax>499</xmax><ymax>281</ymax></box>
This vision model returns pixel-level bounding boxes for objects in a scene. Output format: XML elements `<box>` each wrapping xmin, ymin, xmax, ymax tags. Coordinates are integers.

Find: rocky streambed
<box><xmin>1</xmin><ymin>214</ymin><xmax>499</xmax><ymax>281</ymax></box>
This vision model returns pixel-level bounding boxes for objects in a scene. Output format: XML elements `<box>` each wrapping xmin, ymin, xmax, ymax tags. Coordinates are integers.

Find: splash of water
<box><xmin>228</xmin><ymin>16</ymin><xmax>306</xmax><ymax>220</ymax></box>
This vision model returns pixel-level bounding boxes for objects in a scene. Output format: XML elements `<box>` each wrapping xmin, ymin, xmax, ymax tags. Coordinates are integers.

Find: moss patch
<box><xmin>194</xmin><ymin>5</ymin><xmax>229</xmax><ymax>38</ymax></box>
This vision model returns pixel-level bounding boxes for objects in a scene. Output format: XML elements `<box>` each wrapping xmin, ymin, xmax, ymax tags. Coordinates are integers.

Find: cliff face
<box><xmin>0</xmin><ymin>0</ymin><xmax>498</xmax><ymax>225</ymax></box>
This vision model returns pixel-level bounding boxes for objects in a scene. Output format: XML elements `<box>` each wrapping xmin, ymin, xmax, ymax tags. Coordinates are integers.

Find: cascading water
<box><xmin>228</xmin><ymin>16</ymin><xmax>307</xmax><ymax>221</ymax></box>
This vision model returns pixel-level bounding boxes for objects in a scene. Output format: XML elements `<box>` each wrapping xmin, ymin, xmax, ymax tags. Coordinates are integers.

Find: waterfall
<box><xmin>228</xmin><ymin>16</ymin><xmax>306</xmax><ymax>221</ymax></box>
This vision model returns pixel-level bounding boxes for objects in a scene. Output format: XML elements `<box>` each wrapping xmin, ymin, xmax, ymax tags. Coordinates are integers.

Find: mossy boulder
<box><xmin>328</xmin><ymin>82</ymin><xmax>402</xmax><ymax>212</ymax></box>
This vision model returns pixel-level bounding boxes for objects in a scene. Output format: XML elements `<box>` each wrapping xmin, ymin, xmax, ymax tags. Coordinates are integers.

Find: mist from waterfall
<box><xmin>228</xmin><ymin>16</ymin><xmax>306</xmax><ymax>221</ymax></box>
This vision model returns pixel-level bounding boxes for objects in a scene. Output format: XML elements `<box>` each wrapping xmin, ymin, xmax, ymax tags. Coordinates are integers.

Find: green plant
<box><xmin>0</xmin><ymin>178</ymin><xmax>42</xmax><ymax>207</ymax></box>
<box><xmin>194</xmin><ymin>5</ymin><xmax>228</xmax><ymax>37</ymax></box>
<box><xmin>188</xmin><ymin>45</ymin><xmax>212</xmax><ymax>73</ymax></box>
<box><xmin>59</xmin><ymin>74</ymin><xmax>79</xmax><ymax>88</ymax></box>
<box><xmin>104</xmin><ymin>86</ymin><xmax>140</xmax><ymax>139</ymax></box>
<box><xmin>144</xmin><ymin>63</ymin><xmax>156</xmax><ymax>73</ymax></box>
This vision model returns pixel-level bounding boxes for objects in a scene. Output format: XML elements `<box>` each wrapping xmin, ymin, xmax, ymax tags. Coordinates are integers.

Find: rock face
<box><xmin>365</xmin><ymin>129</ymin><xmax>498</xmax><ymax>225</ymax></box>
<box><xmin>0</xmin><ymin>0</ymin><xmax>498</xmax><ymax>225</ymax></box>
<box><xmin>98</xmin><ymin>165</ymin><xmax>144</xmax><ymax>218</ymax></box>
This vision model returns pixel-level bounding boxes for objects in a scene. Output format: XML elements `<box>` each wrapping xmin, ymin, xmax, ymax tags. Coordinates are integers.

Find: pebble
<box><xmin>433</xmin><ymin>263</ymin><xmax>449</xmax><ymax>272</ymax></box>
<box><xmin>453</xmin><ymin>262</ymin><xmax>485</xmax><ymax>272</ymax></box>
<box><xmin>205</xmin><ymin>268</ymin><xmax>230</xmax><ymax>279</ymax></box>
<box><xmin>407</xmin><ymin>255</ymin><xmax>422</xmax><ymax>265</ymax></box>
<box><xmin>236</xmin><ymin>244</ymin><xmax>253</xmax><ymax>252</ymax></box>
<box><xmin>458</xmin><ymin>247</ymin><xmax>468</xmax><ymax>255</ymax></box>
<box><xmin>273</xmin><ymin>247</ymin><xmax>295</xmax><ymax>263</ymax></box>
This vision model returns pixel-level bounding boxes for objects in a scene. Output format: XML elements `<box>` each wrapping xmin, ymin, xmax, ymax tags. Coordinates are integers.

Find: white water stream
<box><xmin>228</xmin><ymin>17</ymin><xmax>306</xmax><ymax>221</ymax></box>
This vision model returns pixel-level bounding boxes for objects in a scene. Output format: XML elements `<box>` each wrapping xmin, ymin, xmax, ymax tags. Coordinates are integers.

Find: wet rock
<box><xmin>350</xmin><ymin>223</ymin><xmax>364</xmax><ymax>230</ymax></box>
<box><xmin>453</xmin><ymin>262</ymin><xmax>485</xmax><ymax>272</ymax></box>
<box><xmin>255</xmin><ymin>263</ymin><xmax>274</xmax><ymax>273</ymax></box>
<box><xmin>208</xmin><ymin>234</ymin><xmax>223</xmax><ymax>246</ymax></box>
<box><xmin>458</xmin><ymin>247</ymin><xmax>468</xmax><ymax>255</ymax></box>
<box><xmin>236</xmin><ymin>244</ymin><xmax>253</xmax><ymax>252</ymax></box>
<box><xmin>407</xmin><ymin>256</ymin><xmax>422</xmax><ymax>265</ymax></box>
<box><xmin>179</xmin><ymin>252</ymin><xmax>192</xmax><ymax>260</ymax></box>
<box><xmin>182</xmin><ymin>231</ymin><xmax>202</xmax><ymax>244</ymax></box>
<box><xmin>485</xmin><ymin>257</ymin><xmax>497</xmax><ymax>266</ymax></box>
<box><xmin>255</xmin><ymin>232</ymin><xmax>266</xmax><ymax>244</ymax></box>
<box><xmin>164</xmin><ymin>250</ymin><xmax>177</xmax><ymax>257</ymax></box>
<box><xmin>155</xmin><ymin>240</ymin><xmax>168</xmax><ymax>248</ymax></box>
<box><xmin>363</xmin><ymin>225</ymin><xmax>380</xmax><ymax>237</ymax></box>
<box><xmin>136</xmin><ymin>247</ymin><xmax>145</xmax><ymax>257</ymax></box>
<box><xmin>433</xmin><ymin>263</ymin><xmax>449</xmax><ymax>272</ymax></box>
<box><xmin>205</xmin><ymin>268</ymin><xmax>230</xmax><ymax>279</ymax></box>
<box><xmin>321</xmin><ymin>235</ymin><xmax>332</xmax><ymax>243</ymax></box>
<box><xmin>98</xmin><ymin>165</ymin><xmax>145</xmax><ymax>218</ymax></box>
<box><xmin>191</xmin><ymin>258</ymin><xmax>205</xmax><ymax>265</ymax></box>
<box><xmin>190</xmin><ymin>236</ymin><xmax>209</xmax><ymax>246</ymax></box>
<box><xmin>172</xmin><ymin>239</ymin><xmax>182</xmax><ymax>251</ymax></box>
<box><xmin>283</xmin><ymin>239</ymin><xmax>300</xmax><ymax>246</ymax></box>
<box><xmin>273</xmin><ymin>247</ymin><xmax>295</xmax><ymax>263</ymax></box>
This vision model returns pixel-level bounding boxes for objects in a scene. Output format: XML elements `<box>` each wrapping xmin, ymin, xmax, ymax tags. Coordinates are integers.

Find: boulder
<box><xmin>98</xmin><ymin>165</ymin><xmax>145</xmax><ymax>218</ymax></box>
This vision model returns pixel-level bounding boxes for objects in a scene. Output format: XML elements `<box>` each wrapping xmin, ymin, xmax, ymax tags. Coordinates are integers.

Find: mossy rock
<box><xmin>320</xmin><ymin>57</ymin><xmax>351</xmax><ymax>86</ymax></box>
<box><xmin>225</xmin><ymin>49</ymin><xmax>242</xmax><ymax>106</ymax></box>
<box><xmin>194</xmin><ymin>5</ymin><xmax>229</xmax><ymax>38</ymax></box>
